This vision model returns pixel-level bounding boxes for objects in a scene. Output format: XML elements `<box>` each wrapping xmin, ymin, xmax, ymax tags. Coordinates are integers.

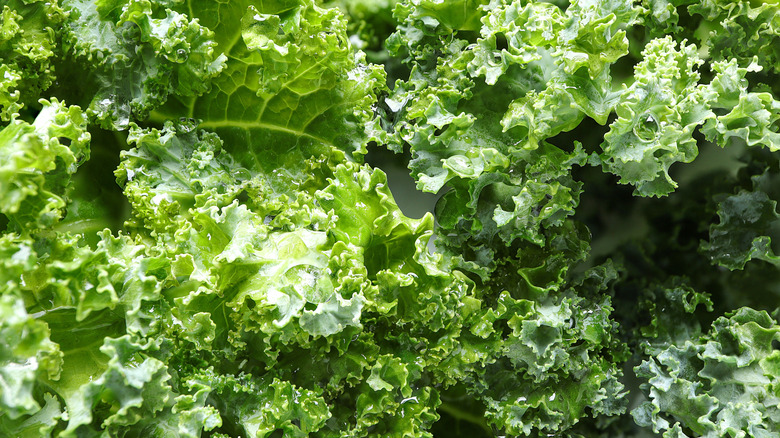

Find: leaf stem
<box><xmin>438</xmin><ymin>402</ymin><xmax>492</xmax><ymax>435</ymax></box>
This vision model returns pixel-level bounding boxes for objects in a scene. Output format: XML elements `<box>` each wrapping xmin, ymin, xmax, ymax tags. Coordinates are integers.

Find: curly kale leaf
<box><xmin>633</xmin><ymin>308</ymin><xmax>780</xmax><ymax>438</ymax></box>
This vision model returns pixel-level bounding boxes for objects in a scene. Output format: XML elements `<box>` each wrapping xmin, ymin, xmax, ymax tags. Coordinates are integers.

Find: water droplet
<box><xmin>176</xmin><ymin>48</ymin><xmax>187</xmax><ymax>60</ymax></box>
<box><xmin>634</xmin><ymin>113</ymin><xmax>660</xmax><ymax>142</ymax></box>
<box><xmin>232</xmin><ymin>168</ymin><xmax>251</xmax><ymax>182</ymax></box>
<box><xmin>178</xmin><ymin>117</ymin><xmax>198</xmax><ymax>133</ymax></box>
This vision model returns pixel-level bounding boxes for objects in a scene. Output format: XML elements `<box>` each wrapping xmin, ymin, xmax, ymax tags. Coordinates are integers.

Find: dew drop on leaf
<box><xmin>634</xmin><ymin>113</ymin><xmax>660</xmax><ymax>141</ymax></box>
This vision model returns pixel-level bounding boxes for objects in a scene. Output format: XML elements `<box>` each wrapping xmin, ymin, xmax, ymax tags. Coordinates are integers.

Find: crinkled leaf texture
<box><xmin>633</xmin><ymin>308</ymin><xmax>780</xmax><ymax>438</ymax></box>
<box><xmin>380</xmin><ymin>0</ymin><xmax>780</xmax><ymax>283</ymax></box>
<box><xmin>382</xmin><ymin>0</ymin><xmax>639</xmax><ymax>277</ymax></box>
<box><xmin>0</xmin><ymin>99</ymin><xmax>90</xmax><ymax>232</ymax></box>
<box><xmin>4</xmin><ymin>0</ymin><xmax>780</xmax><ymax>437</ymax></box>
<box><xmin>0</xmin><ymin>0</ymin><xmax>65</xmax><ymax>121</ymax></box>
<box><xmin>701</xmin><ymin>168</ymin><xmax>780</xmax><ymax>271</ymax></box>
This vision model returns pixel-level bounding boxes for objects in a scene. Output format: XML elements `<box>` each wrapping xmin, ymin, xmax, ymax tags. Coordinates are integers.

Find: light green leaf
<box><xmin>0</xmin><ymin>99</ymin><xmax>90</xmax><ymax>232</ymax></box>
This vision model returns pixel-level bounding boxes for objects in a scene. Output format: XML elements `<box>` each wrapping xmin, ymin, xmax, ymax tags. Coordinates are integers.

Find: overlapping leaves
<box><xmin>633</xmin><ymin>308</ymin><xmax>780</xmax><ymax>437</ymax></box>
<box><xmin>3</xmin><ymin>0</ymin><xmax>780</xmax><ymax>437</ymax></box>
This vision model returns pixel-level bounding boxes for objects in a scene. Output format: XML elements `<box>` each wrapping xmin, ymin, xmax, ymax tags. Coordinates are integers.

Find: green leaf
<box><xmin>61</xmin><ymin>335</ymin><xmax>221</xmax><ymax>437</ymax></box>
<box><xmin>701</xmin><ymin>172</ymin><xmax>780</xmax><ymax>270</ymax></box>
<box><xmin>0</xmin><ymin>393</ymin><xmax>62</xmax><ymax>438</ymax></box>
<box><xmin>59</xmin><ymin>0</ymin><xmax>226</xmax><ymax>129</ymax></box>
<box><xmin>0</xmin><ymin>1</ymin><xmax>65</xmax><ymax>121</ymax></box>
<box><xmin>599</xmin><ymin>36</ymin><xmax>710</xmax><ymax>196</ymax></box>
<box><xmin>0</xmin><ymin>99</ymin><xmax>90</xmax><ymax>232</ymax></box>
<box><xmin>703</xmin><ymin>59</ymin><xmax>780</xmax><ymax>151</ymax></box>
<box><xmin>196</xmin><ymin>370</ymin><xmax>329</xmax><ymax>438</ymax></box>
<box><xmin>151</xmin><ymin>0</ymin><xmax>386</xmax><ymax>193</ymax></box>
<box><xmin>469</xmin><ymin>285</ymin><xmax>628</xmax><ymax>435</ymax></box>
<box><xmin>688</xmin><ymin>1</ymin><xmax>780</xmax><ymax>75</ymax></box>
<box><xmin>633</xmin><ymin>307</ymin><xmax>780</xmax><ymax>437</ymax></box>
<box><xmin>0</xmin><ymin>294</ymin><xmax>63</xmax><ymax>421</ymax></box>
